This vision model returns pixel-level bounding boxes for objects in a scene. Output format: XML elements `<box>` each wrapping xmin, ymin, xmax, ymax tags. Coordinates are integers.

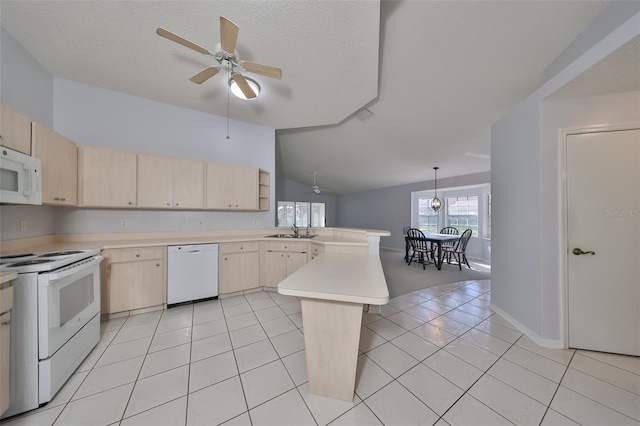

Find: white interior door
<box><xmin>566</xmin><ymin>128</ymin><xmax>640</xmax><ymax>356</ymax></box>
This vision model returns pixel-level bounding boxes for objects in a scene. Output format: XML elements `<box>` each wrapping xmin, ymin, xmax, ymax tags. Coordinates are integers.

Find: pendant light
<box><xmin>431</xmin><ymin>166</ymin><xmax>442</xmax><ymax>211</ymax></box>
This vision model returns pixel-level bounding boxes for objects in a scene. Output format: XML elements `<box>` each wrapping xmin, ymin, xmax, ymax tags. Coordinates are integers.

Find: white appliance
<box><xmin>167</xmin><ymin>244</ymin><xmax>219</xmax><ymax>307</ymax></box>
<box><xmin>0</xmin><ymin>146</ymin><xmax>42</xmax><ymax>205</ymax></box>
<box><xmin>0</xmin><ymin>249</ymin><xmax>102</xmax><ymax>419</ymax></box>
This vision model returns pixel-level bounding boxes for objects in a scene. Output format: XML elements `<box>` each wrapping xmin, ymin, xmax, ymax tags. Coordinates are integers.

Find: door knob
<box><xmin>572</xmin><ymin>248</ymin><xmax>595</xmax><ymax>255</ymax></box>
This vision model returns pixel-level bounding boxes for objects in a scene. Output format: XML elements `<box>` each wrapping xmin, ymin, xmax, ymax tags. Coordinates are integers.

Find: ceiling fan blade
<box><xmin>220</xmin><ymin>16</ymin><xmax>239</xmax><ymax>54</ymax></box>
<box><xmin>189</xmin><ymin>67</ymin><xmax>219</xmax><ymax>84</ymax></box>
<box><xmin>232</xmin><ymin>74</ymin><xmax>257</xmax><ymax>99</ymax></box>
<box><xmin>156</xmin><ymin>28</ymin><xmax>211</xmax><ymax>55</ymax></box>
<box><xmin>242</xmin><ymin>61</ymin><xmax>282</xmax><ymax>80</ymax></box>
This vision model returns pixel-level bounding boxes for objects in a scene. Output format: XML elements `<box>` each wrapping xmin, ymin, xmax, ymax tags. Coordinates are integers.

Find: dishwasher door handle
<box><xmin>186</xmin><ymin>250</ymin><xmax>201</xmax><ymax>254</ymax></box>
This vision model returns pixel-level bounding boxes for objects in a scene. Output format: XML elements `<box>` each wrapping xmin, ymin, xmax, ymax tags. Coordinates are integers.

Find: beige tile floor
<box><xmin>2</xmin><ymin>279</ymin><xmax>639</xmax><ymax>425</ymax></box>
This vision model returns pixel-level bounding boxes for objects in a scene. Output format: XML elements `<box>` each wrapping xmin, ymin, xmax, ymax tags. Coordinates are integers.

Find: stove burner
<box><xmin>37</xmin><ymin>251</ymin><xmax>84</xmax><ymax>257</ymax></box>
<box><xmin>8</xmin><ymin>259</ymin><xmax>55</xmax><ymax>267</ymax></box>
<box><xmin>0</xmin><ymin>253</ymin><xmax>35</xmax><ymax>259</ymax></box>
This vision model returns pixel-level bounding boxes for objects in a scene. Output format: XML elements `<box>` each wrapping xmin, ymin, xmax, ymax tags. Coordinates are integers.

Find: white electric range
<box><xmin>1</xmin><ymin>248</ymin><xmax>103</xmax><ymax>419</ymax></box>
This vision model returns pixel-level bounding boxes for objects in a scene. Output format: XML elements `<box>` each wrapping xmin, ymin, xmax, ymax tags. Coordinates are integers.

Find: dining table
<box><xmin>405</xmin><ymin>232</ymin><xmax>461</xmax><ymax>270</ymax></box>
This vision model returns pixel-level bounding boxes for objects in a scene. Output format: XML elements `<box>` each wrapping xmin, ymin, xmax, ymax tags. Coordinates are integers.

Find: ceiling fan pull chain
<box><xmin>226</xmin><ymin>67</ymin><xmax>231</xmax><ymax>139</ymax></box>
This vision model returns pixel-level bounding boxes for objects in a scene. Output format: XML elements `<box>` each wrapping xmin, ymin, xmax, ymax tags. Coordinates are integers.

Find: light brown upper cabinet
<box><xmin>78</xmin><ymin>145</ymin><xmax>137</xmax><ymax>207</ymax></box>
<box><xmin>205</xmin><ymin>162</ymin><xmax>258</xmax><ymax>210</ymax></box>
<box><xmin>0</xmin><ymin>102</ymin><xmax>32</xmax><ymax>155</ymax></box>
<box><xmin>137</xmin><ymin>154</ymin><xmax>204</xmax><ymax>209</ymax></box>
<box><xmin>31</xmin><ymin>122</ymin><xmax>78</xmax><ymax>206</ymax></box>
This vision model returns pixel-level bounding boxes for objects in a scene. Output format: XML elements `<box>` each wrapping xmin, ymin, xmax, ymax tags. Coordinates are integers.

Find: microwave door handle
<box><xmin>23</xmin><ymin>164</ymin><xmax>34</xmax><ymax>196</ymax></box>
<box><xmin>45</xmin><ymin>256</ymin><xmax>103</xmax><ymax>282</ymax></box>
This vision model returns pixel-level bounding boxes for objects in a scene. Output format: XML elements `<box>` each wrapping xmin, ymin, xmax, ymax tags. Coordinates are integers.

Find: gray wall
<box><xmin>0</xmin><ymin>27</ymin><xmax>276</xmax><ymax>241</ymax></box>
<box><xmin>0</xmin><ymin>27</ymin><xmax>56</xmax><ymax>241</ymax></box>
<box><xmin>336</xmin><ymin>172</ymin><xmax>490</xmax><ymax>251</ymax></box>
<box><xmin>491</xmin><ymin>2</ymin><xmax>640</xmax><ymax>345</ymax></box>
<box><xmin>52</xmin><ymin>79</ymin><xmax>275</xmax><ymax>235</ymax></box>
<box><xmin>275</xmin><ymin>177</ymin><xmax>337</xmax><ymax>227</ymax></box>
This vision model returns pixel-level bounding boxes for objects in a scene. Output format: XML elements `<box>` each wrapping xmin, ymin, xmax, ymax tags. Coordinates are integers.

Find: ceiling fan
<box><xmin>311</xmin><ymin>172</ymin><xmax>333</xmax><ymax>194</ymax></box>
<box><xmin>156</xmin><ymin>16</ymin><xmax>282</xmax><ymax>99</ymax></box>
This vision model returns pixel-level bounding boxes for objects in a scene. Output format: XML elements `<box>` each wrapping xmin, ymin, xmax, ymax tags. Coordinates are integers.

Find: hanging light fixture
<box><xmin>431</xmin><ymin>166</ymin><xmax>442</xmax><ymax>211</ymax></box>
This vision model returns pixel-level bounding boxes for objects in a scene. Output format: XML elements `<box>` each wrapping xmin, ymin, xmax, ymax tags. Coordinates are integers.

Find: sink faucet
<box><xmin>291</xmin><ymin>224</ymin><xmax>299</xmax><ymax>237</ymax></box>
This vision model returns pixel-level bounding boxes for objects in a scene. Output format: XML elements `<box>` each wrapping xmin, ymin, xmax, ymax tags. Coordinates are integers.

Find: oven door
<box><xmin>37</xmin><ymin>256</ymin><xmax>102</xmax><ymax>360</ymax></box>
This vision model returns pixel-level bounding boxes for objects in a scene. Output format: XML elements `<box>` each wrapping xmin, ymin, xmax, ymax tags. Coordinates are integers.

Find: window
<box><xmin>447</xmin><ymin>195</ymin><xmax>478</xmax><ymax>234</ymax></box>
<box><xmin>418</xmin><ymin>197</ymin><xmax>438</xmax><ymax>233</ymax></box>
<box><xmin>311</xmin><ymin>203</ymin><xmax>326</xmax><ymax>227</ymax></box>
<box><xmin>277</xmin><ymin>201</ymin><xmax>325</xmax><ymax>227</ymax></box>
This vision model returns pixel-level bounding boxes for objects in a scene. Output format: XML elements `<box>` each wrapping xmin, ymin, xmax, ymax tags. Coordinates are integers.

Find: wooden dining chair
<box><xmin>444</xmin><ymin>228</ymin><xmax>472</xmax><ymax>270</ymax></box>
<box><xmin>406</xmin><ymin>228</ymin><xmax>434</xmax><ymax>270</ymax></box>
<box><xmin>439</xmin><ymin>227</ymin><xmax>459</xmax><ymax>263</ymax></box>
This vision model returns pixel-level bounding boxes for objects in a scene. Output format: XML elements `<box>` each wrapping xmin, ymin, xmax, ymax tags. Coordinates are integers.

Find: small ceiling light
<box><xmin>229</xmin><ymin>77</ymin><xmax>260</xmax><ymax>100</ymax></box>
<box><xmin>431</xmin><ymin>166</ymin><xmax>442</xmax><ymax>212</ymax></box>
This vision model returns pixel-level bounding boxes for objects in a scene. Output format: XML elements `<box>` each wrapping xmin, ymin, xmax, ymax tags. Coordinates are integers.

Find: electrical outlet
<box><xmin>121</xmin><ymin>219</ymin><xmax>128</xmax><ymax>228</ymax></box>
<box><xmin>20</xmin><ymin>220</ymin><xmax>27</xmax><ymax>231</ymax></box>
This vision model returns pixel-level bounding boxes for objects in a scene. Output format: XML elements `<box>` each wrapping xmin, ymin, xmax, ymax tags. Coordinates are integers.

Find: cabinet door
<box><xmin>262</xmin><ymin>251</ymin><xmax>287</xmax><ymax>287</ymax></box>
<box><xmin>109</xmin><ymin>260</ymin><xmax>165</xmax><ymax>313</ymax></box>
<box><xmin>31</xmin><ymin>123</ymin><xmax>59</xmax><ymax>204</ymax></box>
<box><xmin>220</xmin><ymin>252</ymin><xmax>260</xmax><ymax>293</ymax></box>
<box><xmin>285</xmin><ymin>252</ymin><xmax>308</xmax><ymax>277</ymax></box>
<box><xmin>234</xmin><ymin>165</ymin><xmax>259</xmax><ymax>210</ymax></box>
<box><xmin>0</xmin><ymin>311</ymin><xmax>9</xmax><ymax>415</ymax></box>
<box><xmin>0</xmin><ymin>102</ymin><xmax>32</xmax><ymax>155</ymax></box>
<box><xmin>205</xmin><ymin>162</ymin><xmax>235</xmax><ymax>209</ymax></box>
<box><xmin>56</xmin><ymin>133</ymin><xmax>78</xmax><ymax>205</ymax></box>
<box><xmin>32</xmin><ymin>123</ymin><xmax>78</xmax><ymax>205</ymax></box>
<box><xmin>173</xmin><ymin>158</ymin><xmax>204</xmax><ymax>209</ymax></box>
<box><xmin>78</xmin><ymin>145</ymin><xmax>137</xmax><ymax>207</ymax></box>
<box><xmin>137</xmin><ymin>154</ymin><xmax>173</xmax><ymax>208</ymax></box>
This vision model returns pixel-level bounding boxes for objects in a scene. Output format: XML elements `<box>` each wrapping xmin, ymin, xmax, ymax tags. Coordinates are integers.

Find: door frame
<box><xmin>560</xmin><ymin>122</ymin><xmax>640</xmax><ymax>349</ymax></box>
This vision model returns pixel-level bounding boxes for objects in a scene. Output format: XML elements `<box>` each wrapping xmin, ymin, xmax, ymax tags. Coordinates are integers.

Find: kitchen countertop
<box><xmin>0</xmin><ymin>228</ymin><xmax>389</xmax><ymax>255</ymax></box>
<box><xmin>277</xmin><ymin>253</ymin><xmax>389</xmax><ymax>305</ymax></box>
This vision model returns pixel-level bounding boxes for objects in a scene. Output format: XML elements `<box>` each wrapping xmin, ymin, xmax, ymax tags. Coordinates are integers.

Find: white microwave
<box><xmin>0</xmin><ymin>146</ymin><xmax>42</xmax><ymax>205</ymax></box>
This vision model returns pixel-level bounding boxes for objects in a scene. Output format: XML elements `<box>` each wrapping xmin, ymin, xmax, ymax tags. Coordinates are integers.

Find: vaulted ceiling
<box><xmin>1</xmin><ymin>0</ymin><xmax>618</xmax><ymax>193</ymax></box>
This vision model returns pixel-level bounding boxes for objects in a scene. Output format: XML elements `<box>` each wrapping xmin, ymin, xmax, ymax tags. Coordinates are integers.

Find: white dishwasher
<box><xmin>167</xmin><ymin>244</ymin><xmax>219</xmax><ymax>307</ymax></box>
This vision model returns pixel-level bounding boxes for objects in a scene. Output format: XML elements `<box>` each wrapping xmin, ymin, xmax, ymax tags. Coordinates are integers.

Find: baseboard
<box><xmin>489</xmin><ymin>303</ymin><xmax>564</xmax><ymax>349</ymax></box>
<box><xmin>380</xmin><ymin>246</ymin><xmax>403</xmax><ymax>253</ymax></box>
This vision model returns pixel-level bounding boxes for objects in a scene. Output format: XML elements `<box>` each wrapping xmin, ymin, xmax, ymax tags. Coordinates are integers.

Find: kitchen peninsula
<box><xmin>278</xmin><ymin>253</ymin><xmax>389</xmax><ymax>402</ymax></box>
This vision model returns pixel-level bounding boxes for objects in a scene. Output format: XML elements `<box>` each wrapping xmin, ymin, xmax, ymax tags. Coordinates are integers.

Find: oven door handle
<box><xmin>46</xmin><ymin>255</ymin><xmax>104</xmax><ymax>281</ymax></box>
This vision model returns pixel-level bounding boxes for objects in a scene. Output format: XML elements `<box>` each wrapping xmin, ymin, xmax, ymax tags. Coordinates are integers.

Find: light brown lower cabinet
<box><xmin>219</xmin><ymin>242</ymin><xmax>260</xmax><ymax>293</ymax></box>
<box><xmin>0</xmin><ymin>285</ymin><xmax>13</xmax><ymax>415</ymax></box>
<box><xmin>101</xmin><ymin>247</ymin><xmax>166</xmax><ymax>314</ymax></box>
<box><xmin>261</xmin><ymin>241</ymin><xmax>308</xmax><ymax>288</ymax></box>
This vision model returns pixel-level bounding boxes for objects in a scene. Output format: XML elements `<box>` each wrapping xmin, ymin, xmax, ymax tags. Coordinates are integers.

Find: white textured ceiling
<box><xmin>1</xmin><ymin>0</ymin><xmax>623</xmax><ymax>194</ymax></box>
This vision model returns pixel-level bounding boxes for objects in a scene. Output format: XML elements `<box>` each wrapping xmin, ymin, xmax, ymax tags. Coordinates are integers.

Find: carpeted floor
<box><xmin>379</xmin><ymin>248</ymin><xmax>491</xmax><ymax>298</ymax></box>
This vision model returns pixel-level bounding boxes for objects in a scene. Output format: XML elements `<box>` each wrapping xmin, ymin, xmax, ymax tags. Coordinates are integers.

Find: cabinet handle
<box><xmin>129</xmin><ymin>201</ymin><xmax>133</xmax><ymax>206</ymax></box>
<box><xmin>1</xmin><ymin>319</ymin><xmax>10</xmax><ymax>326</ymax></box>
<box><xmin>224</xmin><ymin>257</ymin><xmax>228</xmax><ymax>261</ymax></box>
<box><xmin>167</xmin><ymin>202</ymin><xmax>171</xmax><ymax>206</ymax></box>
<box><xmin>228</xmin><ymin>204</ymin><xmax>232</xmax><ymax>207</ymax></box>
<box><xmin>54</xmin><ymin>197</ymin><xmax>60</xmax><ymax>201</ymax></box>
<box><xmin>61</xmin><ymin>197</ymin><xmax>66</xmax><ymax>201</ymax></box>
<box><xmin>156</xmin><ymin>263</ymin><xmax>160</xmax><ymax>267</ymax></box>
<box><xmin>240</xmin><ymin>246</ymin><xmax>243</xmax><ymax>250</ymax></box>
<box><xmin>176</xmin><ymin>203</ymin><xmax>179</xmax><ymax>206</ymax></box>
<box><xmin>136</xmin><ymin>254</ymin><xmax>140</xmax><ymax>258</ymax></box>
<box><xmin>235</xmin><ymin>204</ymin><xmax>239</xmax><ymax>208</ymax></box>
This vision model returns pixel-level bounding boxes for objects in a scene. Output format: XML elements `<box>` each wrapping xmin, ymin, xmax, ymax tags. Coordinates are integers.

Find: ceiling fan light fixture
<box><xmin>229</xmin><ymin>77</ymin><xmax>260</xmax><ymax>100</ymax></box>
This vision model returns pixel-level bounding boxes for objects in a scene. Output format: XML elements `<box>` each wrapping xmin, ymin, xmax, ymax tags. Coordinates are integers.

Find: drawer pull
<box><xmin>61</xmin><ymin>197</ymin><xmax>66</xmax><ymax>201</ymax></box>
<box><xmin>1</xmin><ymin>319</ymin><xmax>10</xmax><ymax>326</ymax></box>
<box><xmin>156</xmin><ymin>263</ymin><xmax>160</xmax><ymax>267</ymax></box>
<box><xmin>136</xmin><ymin>254</ymin><xmax>140</xmax><ymax>258</ymax></box>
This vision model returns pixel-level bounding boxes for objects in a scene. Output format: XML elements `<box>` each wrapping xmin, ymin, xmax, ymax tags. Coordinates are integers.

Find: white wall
<box><xmin>336</xmin><ymin>171</ymin><xmax>490</xmax><ymax>251</ymax></box>
<box><xmin>52</xmin><ymin>78</ymin><xmax>276</xmax><ymax>235</ymax></box>
<box><xmin>490</xmin><ymin>3</ymin><xmax>640</xmax><ymax>345</ymax></box>
<box><xmin>276</xmin><ymin>177</ymin><xmax>337</xmax><ymax>227</ymax></box>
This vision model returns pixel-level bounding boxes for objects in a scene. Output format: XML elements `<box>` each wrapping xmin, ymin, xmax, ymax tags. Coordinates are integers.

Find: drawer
<box><xmin>107</xmin><ymin>246</ymin><xmax>166</xmax><ymax>263</ymax></box>
<box><xmin>262</xmin><ymin>241</ymin><xmax>308</xmax><ymax>253</ymax></box>
<box><xmin>220</xmin><ymin>241</ymin><xmax>259</xmax><ymax>254</ymax></box>
<box><xmin>0</xmin><ymin>286</ymin><xmax>13</xmax><ymax>314</ymax></box>
<box><xmin>310</xmin><ymin>244</ymin><xmax>325</xmax><ymax>254</ymax></box>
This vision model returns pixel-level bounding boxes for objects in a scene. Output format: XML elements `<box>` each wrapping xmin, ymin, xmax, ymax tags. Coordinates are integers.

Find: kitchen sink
<box><xmin>265</xmin><ymin>234</ymin><xmax>317</xmax><ymax>239</ymax></box>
